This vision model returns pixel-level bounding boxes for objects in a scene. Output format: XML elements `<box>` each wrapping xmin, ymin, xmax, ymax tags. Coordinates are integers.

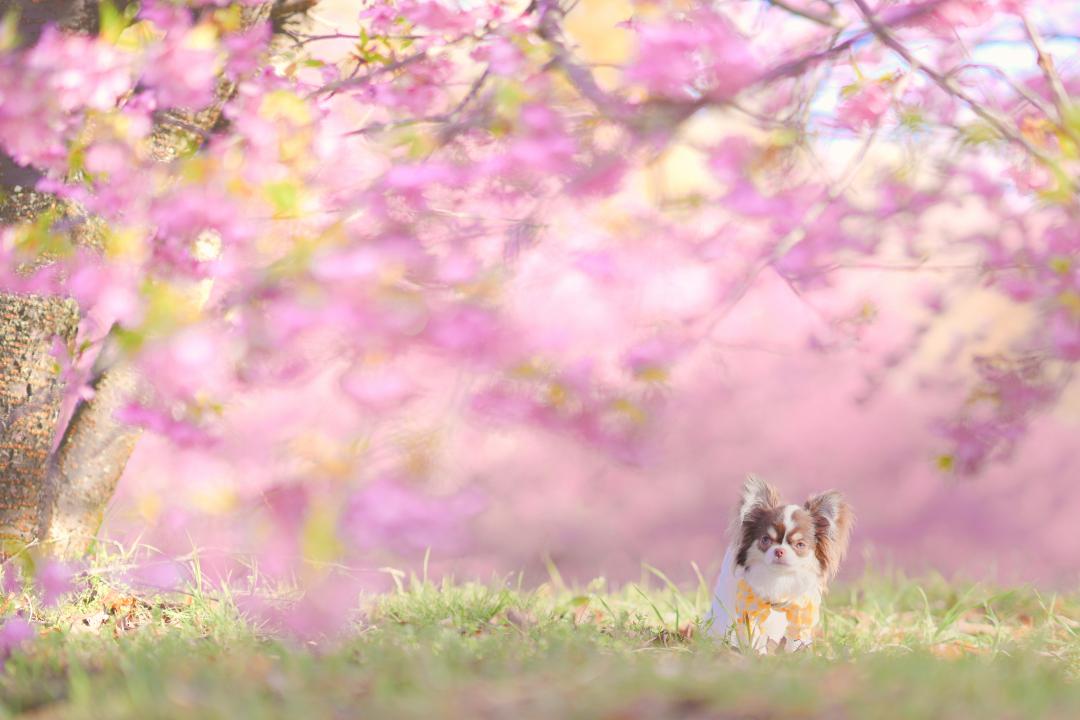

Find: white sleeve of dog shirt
<box><xmin>706</xmin><ymin>546</ymin><xmax>738</xmax><ymax>639</ymax></box>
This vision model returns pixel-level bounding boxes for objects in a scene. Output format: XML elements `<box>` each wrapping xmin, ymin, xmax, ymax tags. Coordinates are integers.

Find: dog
<box><xmin>707</xmin><ymin>475</ymin><xmax>853</xmax><ymax>653</ymax></box>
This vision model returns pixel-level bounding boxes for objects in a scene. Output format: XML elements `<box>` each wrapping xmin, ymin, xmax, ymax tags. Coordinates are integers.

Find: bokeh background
<box><xmin>99</xmin><ymin>0</ymin><xmax>1080</xmax><ymax>590</ymax></box>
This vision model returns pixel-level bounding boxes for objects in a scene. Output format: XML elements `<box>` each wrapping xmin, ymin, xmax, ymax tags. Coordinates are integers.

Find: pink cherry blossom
<box><xmin>35</xmin><ymin>560</ymin><xmax>77</xmax><ymax>607</ymax></box>
<box><xmin>472</xmin><ymin>37</ymin><xmax>524</xmax><ymax>76</ymax></box>
<box><xmin>0</xmin><ymin>618</ymin><xmax>34</xmax><ymax>662</ymax></box>
<box><xmin>342</xmin><ymin>478</ymin><xmax>484</xmax><ymax>552</ymax></box>
<box><xmin>341</xmin><ymin>364</ymin><xmax>416</xmax><ymax>413</ymax></box>
<box><xmin>0</xmin><ymin>28</ymin><xmax>132</xmax><ymax>167</ymax></box>
<box><xmin>624</xmin><ymin>9</ymin><xmax>759</xmax><ymax>101</ymax></box>
<box><xmin>116</xmin><ymin>403</ymin><xmax>217</xmax><ymax>447</ymax></box>
<box><xmin>224</xmin><ymin>22</ymin><xmax>271</xmax><ymax>79</ymax></box>
<box><xmin>838</xmin><ymin>82</ymin><xmax>892</xmax><ymax>129</ymax></box>
<box><xmin>1049</xmin><ymin>310</ymin><xmax>1080</xmax><ymax>361</ymax></box>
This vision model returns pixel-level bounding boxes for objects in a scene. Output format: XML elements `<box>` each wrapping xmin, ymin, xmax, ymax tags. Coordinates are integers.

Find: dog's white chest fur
<box><xmin>707</xmin><ymin>547</ymin><xmax>822</xmax><ymax>653</ymax></box>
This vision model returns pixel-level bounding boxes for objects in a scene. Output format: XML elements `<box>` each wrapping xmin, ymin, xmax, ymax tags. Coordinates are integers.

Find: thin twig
<box><xmin>537</xmin><ymin>1</ymin><xmax>632</xmax><ymax>122</ymax></box>
<box><xmin>1020</xmin><ymin>12</ymin><xmax>1080</xmax><ymax>147</ymax></box>
<box><xmin>757</xmin><ymin>0</ymin><xmax>947</xmax><ymax>87</ymax></box>
<box><xmin>850</xmin><ymin>0</ymin><xmax>1059</xmax><ymax>168</ymax></box>
<box><xmin>348</xmin><ymin>69</ymin><xmax>492</xmax><ymax>137</ymax></box>
<box><xmin>766</xmin><ymin>0</ymin><xmax>845</xmax><ymax>29</ymax></box>
<box><xmin>310</xmin><ymin>52</ymin><xmax>430</xmax><ymax>98</ymax></box>
<box><xmin>947</xmin><ymin>63</ymin><xmax>1059</xmax><ymax>123</ymax></box>
<box><xmin>825</xmin><ymin>261</ymin><xmax>984</xmax><ymax>273</ymax></box>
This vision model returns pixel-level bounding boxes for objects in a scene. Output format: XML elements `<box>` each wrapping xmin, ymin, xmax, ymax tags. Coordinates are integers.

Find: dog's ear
<box><xmin>804</xmin><ymin>490</ymin><xmax>854</xmax><ymax>582</ymax></box>
<box><xmin>736</xmin><ymin>474</ymin><xmax>780</xmax><ymax>525</ymax></box>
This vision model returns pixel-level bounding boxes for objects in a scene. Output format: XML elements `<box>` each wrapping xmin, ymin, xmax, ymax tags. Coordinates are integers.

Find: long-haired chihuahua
<box><xmin>708</xmin><ymin>475</ymin><xmax>854</xmax><ymax>653</ymax></box>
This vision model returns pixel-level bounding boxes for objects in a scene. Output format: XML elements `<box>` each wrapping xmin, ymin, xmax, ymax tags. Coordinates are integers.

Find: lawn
<box><xmin>1</xmin><ymin>561</ymin><xmax>1078</xmax><ymax>719</ymax></box>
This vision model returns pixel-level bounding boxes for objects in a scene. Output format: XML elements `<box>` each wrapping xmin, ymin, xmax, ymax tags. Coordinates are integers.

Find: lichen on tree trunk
<box><xmin>0</xmin><ymin>294</ymin><xmax>79</xmax><ymax>549</ymax></box>
<box><xmin>0</xmin><ymin>186</ymin><xmax>101</xmax><ymax>553</ymax></box>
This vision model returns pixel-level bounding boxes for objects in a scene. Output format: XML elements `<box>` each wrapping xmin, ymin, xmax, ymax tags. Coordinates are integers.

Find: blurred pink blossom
<box><xmin>838</xmin><ymin>83</ymin><xmax>892</xmax><ymax>129</ymax></box>
<box><xmin>142</xmin><ymin>33</ymin><xmax>221</xmax><ymax>110</ymax></box>
<box><xmin>472</xmin><ymin>37</ymin><xmax>524</xmax><ymax>76</ymax></box>
<box><xmin>342</xmin><ymin>479</ymin><xmax>484</xmax><ymax>552</ymax></box>
<box><xmin>624</xmin><ymin>9</ymin><xmax>759</xmax><ymax>101</ymax></box>
<box><xmin>0</xmin><ymin>618</ymin><xmax>34</xmax><ymax>662</ymax></box>
<box><xmin>35</xmin><ymin>560</ymin><xmax>76</xmax><ymax>607</ymax></box>
<box><xmin>1049</xmin><ymin>311</ymin><xmax>1080</xmax><ymax>361</ymax></box>
<box><xmin>341</xmin><ymin>365</ymin><xmax>417</xmax><ymax>413</ymax></box>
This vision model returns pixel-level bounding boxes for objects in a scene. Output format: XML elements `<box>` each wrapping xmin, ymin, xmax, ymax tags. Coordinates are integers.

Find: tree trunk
<box><xmin>38</xmin><ymin>363</ymin><xmax>141</xmax><ymax>557</ymax></box>
<box><xmin>0</xmin><ymin>0</ymin><xmax>310</xmax><ymax>558</ymax></box>
<box><xmin>0</xmin><ymin>294</ymin><xmax>79</xmax><ymax>551</ymax></box>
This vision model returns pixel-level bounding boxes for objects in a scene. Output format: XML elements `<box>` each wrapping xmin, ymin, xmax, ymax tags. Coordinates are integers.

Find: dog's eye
<box><xmin>758</xmin><ymin>537</ymin><xmax>772</xmax><ymax>549</ymax></box>
<box><xmin>794</xmin><ymin>540</ymin><xmax>807</xmax><ymax>550</ymax></box>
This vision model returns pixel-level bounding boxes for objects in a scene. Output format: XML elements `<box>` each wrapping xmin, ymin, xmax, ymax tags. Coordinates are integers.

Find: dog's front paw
<box><xmin>765</xmin><ymin>636</ymin><xmax>789</xmax><ymax>654</ymax></box>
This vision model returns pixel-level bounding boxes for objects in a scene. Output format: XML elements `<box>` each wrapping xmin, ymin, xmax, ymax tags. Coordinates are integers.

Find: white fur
<box><xmin>743</xmin><ymin>557</ymin><xmax>820</xmax><ymax>601</ymax></box>
<box><xmin>781</xmin><ymin>504</ymin><xmax>798</xmax><ymax>531</ymax></box>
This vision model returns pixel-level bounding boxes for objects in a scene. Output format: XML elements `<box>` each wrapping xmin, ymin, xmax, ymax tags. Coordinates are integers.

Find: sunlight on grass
<box><xmin>0</xmin><ymin>556</ymin><xmax>1077</xmax><ymax>719</ymax></box>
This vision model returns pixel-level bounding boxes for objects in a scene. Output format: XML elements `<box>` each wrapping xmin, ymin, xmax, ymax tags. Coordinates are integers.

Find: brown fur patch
<box><xmin>787</xmin><ymin>508</ymin><xmax>814</xmax><ymax>557</ymax></box>
<box><xmin>804</xmin><ymin>491</ymin><xmax>854</xmax><ymax>582</ymax></box>
<box><xmin>736</xmin><ymin>505</ymin><xmax>782</xmax><ymax>566</ymax></box>
<box><xmin>733</xmin><ymin>476</ymin><xmax>783</xmax><ymax>566</ymax></box>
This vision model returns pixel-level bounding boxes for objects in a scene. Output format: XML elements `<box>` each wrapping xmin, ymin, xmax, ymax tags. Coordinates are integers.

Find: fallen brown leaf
<box><xmin>103</xmin><ymin>592</ymin><xmax>139</xmax><ymax>618</ymax></box>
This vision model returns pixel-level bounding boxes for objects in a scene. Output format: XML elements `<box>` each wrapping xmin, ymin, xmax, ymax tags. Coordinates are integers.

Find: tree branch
<box><xmin>766</xmin><ymin>0</ymin><xmax>845</xmax><ymax>29</ymax></box>
<box><xmin>348</xmin><ymin>69</ymin><xmax>491</xmax><ymax>137</ymax></box>
<box><xmin>757</xmin><ymin>0</ymin><xmax>947</xmax><ymax>86</ymax></box>
<box><xmin>1020</xmin><ymin>12</ymin><xmax>1080</xmax><ymax>148</ymax></box>
<box><xmin>536</xmin><ymin>0</ymin><xmax>633</xmax><ymax>123</ymax></box>
<box><xmin>40</xmin><ymin>361</ymin><xmax>142</xmax><ymax>558</ymax></box>
<box><xmin>849</xmin><ymin>0</ymin><xmax>1060</xmax><ymax>169</ymax></box>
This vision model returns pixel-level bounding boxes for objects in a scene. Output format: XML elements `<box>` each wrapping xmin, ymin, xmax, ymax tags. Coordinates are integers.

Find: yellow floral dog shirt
<box><xmin>734</xmin><ymin>578</ymin><xmax>819</xmax><ymax>645</ymax></box>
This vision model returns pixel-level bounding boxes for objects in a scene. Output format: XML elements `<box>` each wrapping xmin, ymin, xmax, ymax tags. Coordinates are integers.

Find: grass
<box><xmin>0</xmin><ymin>560</ymin><xmax>1077</xmax><ymax>719</ymax></box>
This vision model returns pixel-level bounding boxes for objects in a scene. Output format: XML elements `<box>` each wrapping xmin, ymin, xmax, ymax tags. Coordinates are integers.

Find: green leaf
<box><xmin>1035</xmin><ymin>163</ymin><xmax>1075</xmax><ymax>205</ymax></box>
<box><xmin>301</xmin><ymin>501</ymin><xmax>344</xmax><ymax>564</ymax></box>
<box><xmin>0</xmin><ymin>8</ymin><xmax>20</xmax><ymax>50</ymax></box>
<box><xmin>1063</xmin><ymin>102</ymin><xmax>1080</xmax><ymax>142</ymax></box>
<box><xmin>899</xmin><ymin>108</ymin><xmax>924</xmax><ymax>130</ymax></box>
<box><xmin>99</xmin><ymin>0</ymin><xmax>130</xmax><ymax>44</ymax></box>
<box><xmin>1050</xmin><ymin>256</ymin><xmax>1072</xmax><ymax>275</ymax></box>
<box><xmin>958</xmin><ymin>122</ymin><xmax>1001</xmax><ymax>145</ymax></box>
<box><xmin>265</xmin><ymin>181</ymin><xmax>301</xmax><ymax>217</ymax></box>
